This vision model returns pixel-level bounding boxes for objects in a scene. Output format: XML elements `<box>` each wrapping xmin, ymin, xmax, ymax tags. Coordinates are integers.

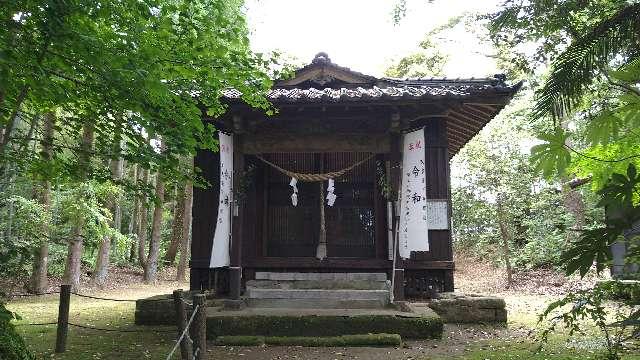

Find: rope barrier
<box><xmin>6</xmin><ymin>291</ymin><xmax>59</xmax><ymax>298</ymax></box>
<box><xmin>67</xmin><ymin>322</ymin><xmax>175</xmax><ymax>333</ymax></box>
<box><xmin>166</xmin><ymin>304</ymin><xmax>200</xmax><ymax>360</ymax></box>
<box><xmin>71</xmin><ymin>293</ymin><xmax>139</xmax><ymax>302</ymax></box>
<box><xmin>256</xmin><ymin>153</ymin><xmax>375</xmax><ymax>182</ymax></box>
<box><xmin>15</xmin><ymin>321</ymin><xmax>174</xmax><ymax>333</ymax></box>
<box><xmin>7</xmin><ymin>291</ymin><xmax>169</xmax><ymax>302</ymax></box>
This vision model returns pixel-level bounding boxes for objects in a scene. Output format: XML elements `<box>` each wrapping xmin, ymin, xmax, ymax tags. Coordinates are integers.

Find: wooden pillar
<box><xmin>389</xmin><ymin>123</ymin><xmax>405</xmax><ymax>301</ymax></box>
<box><xmin>424</xmin><ymin>118</ymin><xmax>454</xmax><ymax>292</ymax></box>
<box><xmin>229</xmin><ymin>134</ymin><xmax>244</xmax><ymax>300</ymax></box>
<box><xmin>190</xmin><ymin>146</ymin><xmax>220</xmax><ymax>291</ymax></box>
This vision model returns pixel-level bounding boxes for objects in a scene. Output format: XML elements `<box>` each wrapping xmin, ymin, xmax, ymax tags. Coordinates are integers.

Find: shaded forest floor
<box><xmin>6</xmin><ymin>259</ymin><xmax>640</xmax><ymax>360</ymax></box>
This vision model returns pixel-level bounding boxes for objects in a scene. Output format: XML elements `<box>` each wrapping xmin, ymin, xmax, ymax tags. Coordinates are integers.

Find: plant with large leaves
<box><xmin>530</xmin><ymin>3</ymin><xmax>640</xmax><ymax>183</ymax></box>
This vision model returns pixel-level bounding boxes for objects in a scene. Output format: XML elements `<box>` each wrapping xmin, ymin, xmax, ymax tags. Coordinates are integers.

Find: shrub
<box><xmin>0</xmin><ymin>303</ymin><xmax>35</xmax><ymax>360</ymax></box>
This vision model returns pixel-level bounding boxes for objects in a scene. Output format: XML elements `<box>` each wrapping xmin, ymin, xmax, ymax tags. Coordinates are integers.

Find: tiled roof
<box><xmin>221</xmin><ymin>53</ymin><xmax>521</xmax><ymax>157</ymax></box>
<box><xmin>222</xmin><ymin>79</ymin><xmax>517</xmax><ymax>104</ymax></box>
<box><xmin>222</xmin><ymin>52</ymin><xmax>519</xmax><ymax>104</ymax></box>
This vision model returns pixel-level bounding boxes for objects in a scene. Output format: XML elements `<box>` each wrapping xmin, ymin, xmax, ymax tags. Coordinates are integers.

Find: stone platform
<box><xmin>205</xmin><ymin>306</ymin><xmax>443</xmax><ymax>339</ymax></box>
<box><xmin>422</xmin><ymin>292</ymin><xmax>507</xmax><ymax>323</ymax></box>
<box><xmin>245</xmin><ymin>272</ymin><xmax>391</xmax><ymax>309</ymax></box>
<box><xmin>135</xmin><ymin>274</ymin><xmax>505</xmax><ymax>340</ymax></box>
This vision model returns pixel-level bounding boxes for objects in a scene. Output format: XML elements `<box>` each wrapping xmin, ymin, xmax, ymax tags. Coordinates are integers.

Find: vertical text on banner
<box><xmin>209</xmin><ymin>133</ymin><xmax>233</xmax><ymax>268</ymax></box>
<box><xmin>399</xmin><ymin>128</ymin><xmax>429</xmax><ymax>258</ymax></box>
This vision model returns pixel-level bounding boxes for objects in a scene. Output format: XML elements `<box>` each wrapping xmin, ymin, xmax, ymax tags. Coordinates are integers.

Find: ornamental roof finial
<box><xmin>312</xmin><ymin>52</ymin><xmax>331</xmax><ymax>65</ymax></box>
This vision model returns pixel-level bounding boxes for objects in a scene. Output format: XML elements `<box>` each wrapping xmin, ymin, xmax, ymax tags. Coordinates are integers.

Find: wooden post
<box><xmin>229</xmin><ymin>134</ymin><xmax>244</xmax><ymax>300</ymax></box>
<box><xmin>316</xmin><ymin>182</ymin><xmax>327</xmax><ymax>260</ymax></box>
<box><xmin>389</xmin><ymin>131</ymin><xmax>405</xmax><ymax>301</ymax></box>
<box><xmin>172</xmin><ymin>290</ymin><xmax>193</xmax><ymax>359</ymax></box>
<box><xmin>55</xmin><ymin>284</ymin><xmax>71</xmax><ymax>353</ymax></box>
<box><xmin>192</xmin><ymin>294</ymin><xmax>207</xmax><ymax>360</ymax></box>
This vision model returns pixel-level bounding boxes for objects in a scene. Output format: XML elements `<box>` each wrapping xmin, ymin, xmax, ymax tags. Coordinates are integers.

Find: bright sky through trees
<box><xmin>246</xmin><ymin>0</ymin><xmax>502</xmax><ymax>78</ymax></box>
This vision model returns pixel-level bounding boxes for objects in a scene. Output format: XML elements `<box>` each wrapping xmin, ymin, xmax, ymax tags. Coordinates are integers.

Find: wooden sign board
<box><xmin>426</xmin><ymin>200</ymin><xmax>449</xmax><ymax>230</ymax></box>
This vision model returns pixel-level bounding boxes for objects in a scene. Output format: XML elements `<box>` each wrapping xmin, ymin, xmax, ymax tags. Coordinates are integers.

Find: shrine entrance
<box><xmin>260</xmin><ymin>152</ymin><xmax>381</xmax><ymax>259</ymax></box>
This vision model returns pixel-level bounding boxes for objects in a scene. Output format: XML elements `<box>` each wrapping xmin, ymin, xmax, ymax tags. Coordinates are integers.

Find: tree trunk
<box><xmin>144</xmin><ymin>172</ymin><xmax>165</xmax><ymax>283</ymax></box>
<box><xmin>176</xmin><ymin>158</ymin><xmax>194</xmax><ymax>281</ymax></box>
<box><xmin>560</xmin><ymin>119</ymin><xmax>586</xmax><ymax>242</ymax></box>
<box><xmin>110</xmin><ymin>143</ymin><xmax>124</xmax><ymax>255</ymax></box>
<box><xmin>63</xmin><ymin>122</ymin><xmax>94</xmax><ymax>290</ymax></box>
<box><xmin>0</xmin><ymin>86</ymin><xmax>28</xmax><ymax>154</ymax></box>
<box><xmin>176</xmin><ymin>158</ymin><xmax>194</xmax><ymax>280</ymax></box>
<box><xmin>496</xmin><ymin>199</ymin><xmax>513</xmax><ymax>288</ymax></box>
<box><xmin>92</xmin><ymin>235</ymin><xmax>111</xmax><ymax>286</ymax></box>
<box><xmin>128</xmin><ymin>165</ymin><xmax>139</xmax><ymax>263</ymax></box>
<box><xmin>92</xmin><ymin>154</ymin><xmax>123</xmax><ymax>286</ymax></box>
<box><xmin>563</xmin><ymin>186</ymin><xmax>586</xmax><ymax>240</ymax></box>
<box><xmin>164</xmin><ymin>182</ymin><xmax>186</xmax><ymax>265</ymax></box>
<box><xmin>29</xmin><ymin>112</ymin><xmax>54</xmax><ymax>294</ymax></box>
<box><xmin>137</xmin><ymin>168</ymin><xmax>150</xmax><ymax>268</ymax></box>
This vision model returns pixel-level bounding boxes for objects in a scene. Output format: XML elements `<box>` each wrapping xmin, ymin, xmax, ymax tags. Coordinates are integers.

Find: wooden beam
<box><xmin>463</xmin><ymin>104</ymin><xmax>496</xmax><ymax>118</ymax></box>
<box><xmin>455</xmin><ymin>106</ymin><xmax>492</xmax><ymax>124</ymax></box>
<box><xmin>445</xmin><ymin>118</ymin><xmax>479</xmax><ymax>138</ymax></box>
<box><xmin>447</xmin><ymin>110</ymin><xmax>486</xmax><ymax>128</ymax></box>
<box><xmin>463</xmin><ymin>103</ymin><xmax>498</xmax><ymax>113</ymax></box>
<box><xmin>242</xmin><ymin>258</ymin><xmax>455</xmax><ymax>270</ymax></box>
<box><xmin>445</xmin><ymin>120</ymin><xmax>474</xmax><ymax>137</ymax></box>
<box><xmin>242</xmin><ymin>133</ymin><xmax>390</xmax><ymax>153</ymax></box>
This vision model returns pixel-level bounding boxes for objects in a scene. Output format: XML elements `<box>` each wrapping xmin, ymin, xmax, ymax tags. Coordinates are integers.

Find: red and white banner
<box><xmin>398</xmin><ymin>128</ymin><xmax>429</xmax><ymax>258</ymax></box>
<box><xmin>210</xmin><ymin>133</ymin><xmax>233</xmax><ymax>268</ymax></box>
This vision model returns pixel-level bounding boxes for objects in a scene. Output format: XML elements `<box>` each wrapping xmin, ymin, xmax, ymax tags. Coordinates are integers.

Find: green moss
<box><xmin>207</xmin><ymin>315</ymin><xmax>442</xmax><ymax>339</ymax></box>
<box><xmin>214</xmin><ymin>335</ymin><xmax>265</xmax><ymax>346</ymax></box>
<box><xmin>265</xmin><ymin>334</ymin><xmax>402</xmax><ymax>347</ymax></box>
<box><xmin>214</xmin><ymin>334</ymin><xmax>402</xmax><ymax>347</ymax></box>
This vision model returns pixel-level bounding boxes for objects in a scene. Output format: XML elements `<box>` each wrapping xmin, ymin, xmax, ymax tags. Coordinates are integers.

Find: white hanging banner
<box><xmin>398</xmin><ymin>128</ymin><xmax>429</xmax><ymax>259</ymax></box>
<box><xmin>209</xmin><ymin>133</ymin><xmax>233</xmax><ymax>268</ymax></box>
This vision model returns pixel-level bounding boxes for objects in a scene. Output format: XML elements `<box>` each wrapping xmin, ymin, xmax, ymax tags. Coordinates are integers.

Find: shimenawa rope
<box><xmin>255</xmin><ymin>153</ymin><xmax>375</xmax><ymax>182</ymax></box>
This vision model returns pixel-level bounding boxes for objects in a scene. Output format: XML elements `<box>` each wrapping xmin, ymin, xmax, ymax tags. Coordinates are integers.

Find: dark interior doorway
<box><xmin>262</xmin><ymin>152</ymin><xmax>378</xmax><ymax>258</ymax></box>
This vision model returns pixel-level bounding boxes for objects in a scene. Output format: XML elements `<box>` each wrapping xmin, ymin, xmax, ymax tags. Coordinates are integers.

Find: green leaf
<box><xmin>530</xmin><ymin>128</ymin><xmax>572</xmax><ymax>178</ymax></box>
<box><xmin>610</xmin><ymin>56</ymin><xmax>640</xmax><ymax>83</ymax></box>
<box><xmin>585</xmin><ymin>110</ymin><xmax>624</xmax><ymax>146</ymax></box>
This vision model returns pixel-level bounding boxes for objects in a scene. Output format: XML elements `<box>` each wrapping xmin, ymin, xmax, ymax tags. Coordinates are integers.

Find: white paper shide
<box><xmin>399</xmin><ymin>128</ymin><xmax>429</xmax><ymax>258</ymax></box>
<box><xmin>209</xmin><ymin>133</ymin><xmax>233</xmax><ymax>268</ymax></box>
<box><xmin>326</xmin><ymin>178</ymin><xmax>337</xmax><ymax>206</ymax></box>
<box><xmin>290</xmin><ymin>177</ymin><xmax>298</xmax><ymax>206</ymax></box>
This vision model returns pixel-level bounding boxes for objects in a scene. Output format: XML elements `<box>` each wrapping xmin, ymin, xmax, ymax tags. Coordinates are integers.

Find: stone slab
<box><xmin>245</xmin><ymin>288</ymin><xmax>390</xmax><ymax>301</ymax></box>
<box><xmin>423</xmin><ymin>292</ymin><xmax>507</xmax><ymax>324</ymax></box>
<box><xmin>254</xmin><ymin>272</ymin><xmax>387</xmax><ymax>282</ymax></box>
<box><xmin>246</xmin><ymin>279</ymin><xmax>391</xmax><ymax>290</ymax></box>
<box><xmin>205</xmin><ymin>307</ymin><xmax>443</xmax><ymax>339</ymax></box>
<box><xmin>246</xmin><ymin>298</ymin><xmax>387</xmax><ymax>309</ymax></box>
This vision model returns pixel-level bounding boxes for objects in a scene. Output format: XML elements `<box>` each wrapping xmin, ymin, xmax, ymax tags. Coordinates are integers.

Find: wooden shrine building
<box><xmin>190</xmin><ymin>53</ymin><xmax>520</xmax><ymax>304</ymax></box>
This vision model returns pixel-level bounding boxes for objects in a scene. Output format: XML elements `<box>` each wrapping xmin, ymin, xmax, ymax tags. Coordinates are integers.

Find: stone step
<box><xmin>245</xmin><ymin>288</ymin><xmax>390</xmax><ymax>302</ymax></box>
<box><xmin>245</xmin><ymin>298</ymin><xmax>387</xmax><ymax>309</ymax></box>
<box><xmin>254</xmin><ymin>272</ymin><xmax>387</xmax><ymax>282</ymax></box>
<box><xmin>246</xmin><ymin>279</ymin><xmax>391</xmax><ymax>291</ymax></box>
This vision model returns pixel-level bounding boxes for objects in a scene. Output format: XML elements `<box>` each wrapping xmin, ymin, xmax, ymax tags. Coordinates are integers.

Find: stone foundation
<box><xmin>422</xmin><ymin>292</ymin><xmax>507</xmax><ymax>324</ymax></box>
<box><xmin>134</xmin><ymin>292</ymin><xmax>222</xmax><ymax>325</ymax></box>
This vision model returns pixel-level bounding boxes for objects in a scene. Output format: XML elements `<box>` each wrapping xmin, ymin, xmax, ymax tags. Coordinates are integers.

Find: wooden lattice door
<box><xmin>262</xmin><ymin>153</ymin><xmax>377</xmax><ymax>258</ymax></box>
